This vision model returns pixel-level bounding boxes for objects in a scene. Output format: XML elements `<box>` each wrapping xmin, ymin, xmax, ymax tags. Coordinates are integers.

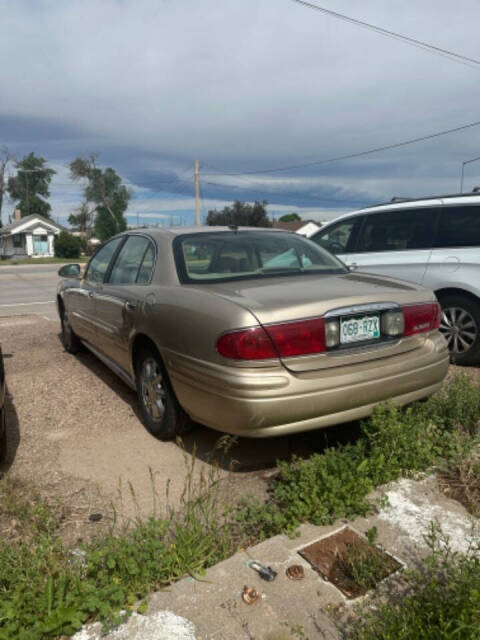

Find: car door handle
<box><xmin>125</xmin><ymin>301</ymin><xmax>137</xmax><ymax>311</ymax></box>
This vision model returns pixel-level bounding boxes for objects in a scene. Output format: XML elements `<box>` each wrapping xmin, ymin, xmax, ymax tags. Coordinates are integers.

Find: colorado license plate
<box><xmin>340</xmin><ymin>315</ymin><xmax>380</xmax><ymax>344</ymax></box>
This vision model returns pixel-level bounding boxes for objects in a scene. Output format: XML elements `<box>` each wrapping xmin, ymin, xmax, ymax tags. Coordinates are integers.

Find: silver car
<box><xmin>312</xmin><ymin>192</ymin><xmax>480</xmax><ymax>365</ymax></box>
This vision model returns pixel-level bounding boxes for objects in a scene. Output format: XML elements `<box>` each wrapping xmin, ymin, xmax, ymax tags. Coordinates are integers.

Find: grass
<box><xmin>0</xmin><ymin>257</ymin><xmax>87</xmax><ymax>266</ymax></box>
<box><xmin>344</xmin><ymin>522</ymin><xmax>480</xmax><ymax>640</ymax></box>
<box><xmin>0</xmin><ymin>374</ymin><xmax>479</xmax><ymax>639</ymax></box>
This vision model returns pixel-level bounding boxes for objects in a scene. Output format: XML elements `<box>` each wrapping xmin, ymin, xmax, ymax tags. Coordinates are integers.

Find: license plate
<box><xmin>340</xmin><ymin>315</ymin><xmax>380</xmax><ymax>344</ymax></box>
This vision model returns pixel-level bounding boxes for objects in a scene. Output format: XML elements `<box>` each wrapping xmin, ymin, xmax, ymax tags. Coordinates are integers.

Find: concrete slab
<box><xmin>72</xmin><ymin>473</ymin><xmax>478</xmax><ymax>640</ymax></box>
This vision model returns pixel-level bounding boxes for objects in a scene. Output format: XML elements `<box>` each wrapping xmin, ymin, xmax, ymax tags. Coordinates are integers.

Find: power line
<box><xmin>290</xmin><ymin>0</ymin><xmax>480</xmax><ymax>69</ymax></box>
<box><xmin>202</xmin><ymin>118</ymin><xmax>480</xmax><ymax>176</ymax></box>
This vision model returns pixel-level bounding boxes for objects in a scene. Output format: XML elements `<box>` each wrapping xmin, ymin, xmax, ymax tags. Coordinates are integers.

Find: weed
<box><xmin>236</xmin><ymin>374</ymin><xmax>480</xmax><ymax>540</ymax></box>
<box><xmin>340</xmin><ymin>539</ymin><xmax>397</xmax><ymax>591</ymax></box>
<box><xmin>1</xmin><ymin>374</ymin><xmax>480</xmax><ymax>639</ymax></box>
<box><xmin>345</xmin><ymin>523</ymin><xmax>480</xmax><ymax>640</ymax></box>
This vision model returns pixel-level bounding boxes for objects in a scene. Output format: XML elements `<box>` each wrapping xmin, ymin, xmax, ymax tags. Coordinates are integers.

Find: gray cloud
<box><xmin>1</xmin><ymin>0</ymin><xmax>480</xmax><ymax>224</ymax></box>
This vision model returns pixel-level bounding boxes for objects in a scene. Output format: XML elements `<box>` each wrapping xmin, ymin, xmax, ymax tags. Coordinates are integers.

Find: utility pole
<box><xmin>460</xmin><ymin>155</ymin><xmax>480</xmax><ymax>192</ymax></box>
<box><xmin>194</xmin><ymin>160</ymin><xmax>200</xmax><ymax>226</ymax></box>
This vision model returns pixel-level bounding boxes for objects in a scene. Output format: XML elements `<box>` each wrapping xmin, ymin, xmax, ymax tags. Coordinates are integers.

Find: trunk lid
<box><xmin>202</xmin><ymin>272</ymin><xmax>433</xmax><ymax>372</ymax></box>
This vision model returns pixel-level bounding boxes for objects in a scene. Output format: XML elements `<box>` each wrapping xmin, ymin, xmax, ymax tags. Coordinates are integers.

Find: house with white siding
<box><xmin>0</xmin><ymin>211</ymin><xmax>66</xmax><ymax>259</ymax></box>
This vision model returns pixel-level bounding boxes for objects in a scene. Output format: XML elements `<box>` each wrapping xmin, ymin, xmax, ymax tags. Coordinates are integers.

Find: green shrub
<box><xmin>236</xmin><ymin>374</ymin><xmax>480</xmax><ymax>539</ymax></box>
<box><xmin>347</xmin><ymin>523</ymin><xmax>480</xmax><ymax>640</ymax></box>
<box><xmin>54</xmin><ymin>232</ymin><xmax>83</xmax><ymax>259</ymax></box>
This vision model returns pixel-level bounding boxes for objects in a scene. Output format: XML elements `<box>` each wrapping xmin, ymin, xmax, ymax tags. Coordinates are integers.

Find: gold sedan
<box><xmin>57</xmin><ymin>227</ymin><xmax>449</xmax><ymax>439</ymax></box>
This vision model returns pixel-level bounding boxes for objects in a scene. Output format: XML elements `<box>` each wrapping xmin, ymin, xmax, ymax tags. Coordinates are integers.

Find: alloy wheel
<box><xmin>439</xmin><ymin>306</ymin><xmax>478</xmax><ymax>355</ymax></box>
<box><xmin>140</xmin><ymin>357</ymin><xmax>166</xmax><ymax>421</ymax></box>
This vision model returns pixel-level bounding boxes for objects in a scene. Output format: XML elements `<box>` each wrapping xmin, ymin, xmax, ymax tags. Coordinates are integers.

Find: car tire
<box><xmin>135</xmin><ymin>346</ymin><xmax>190</xmax><ymax>440</ymax></box>
<box><xmin>437</xmin><ymin>293</ymin><xmax>480</xmax><ymax>366</ymax></box>
<box><xmin>60</xmin><ymin>309</ymin><xmax>82</xmax><ymax>354</ymax></box>
<box><xmin>0</xmin><ymin>409</ymin><xmax>7</xmax><ymax>464</ymax></box>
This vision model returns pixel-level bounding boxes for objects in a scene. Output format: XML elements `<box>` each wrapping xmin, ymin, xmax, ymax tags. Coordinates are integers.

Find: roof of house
<box><xmin>0</xmin><ymin>214</ymin><xmax>67</xmax><ymax>235</ymax></box>
<box><xmin>272</xmin><ymin>220</ymin><xmax>307</xmax><ymax>232</ymax></box>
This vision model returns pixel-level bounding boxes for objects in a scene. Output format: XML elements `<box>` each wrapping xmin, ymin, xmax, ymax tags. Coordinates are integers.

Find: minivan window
<box><xmin>356</xmin><ymin>209</ymin><xmax>435</xmax><ymax>253</ymax></box>
<box><xmin>175</xmin><ymin>231</ymin><xmax>348</xmax><ymax>283</ymax></box>
<box><xmin>312</xmin><ymin>218</ymin><xmax>360</xmax><ymax>255</ymax></box>
<box><xmin>434</xmin><ymin>206</ymin><xmax>480</xmax><ymax>248</ymax></box>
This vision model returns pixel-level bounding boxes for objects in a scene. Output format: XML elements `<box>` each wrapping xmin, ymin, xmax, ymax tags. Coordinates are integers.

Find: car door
<box><xmin>347</xmin><ymin>207</ymin><xmax>438</xmax><ymax>284</ymax></box>
<box><xmin>310</xmin><ymin>216</ymin><xmax>363</xmax><ymax>266</ymax></box>
<box><xmin>423</xmin><ymin>205</ymin><xmax>480</xmax><ymax>293</ymax></box>
<box><xmin>94</xmin><ymin>235</ymin><xmax>156</xmax><ymax>372</ymax></box>
<box><xmin>66</xmin><ymin>237</ymin><xmax>124</xmax><ymax>346</ymax></box>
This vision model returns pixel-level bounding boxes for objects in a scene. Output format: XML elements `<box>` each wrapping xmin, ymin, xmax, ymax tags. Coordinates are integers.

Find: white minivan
<box><xmin>311</xmin><ymin>193</ymin><xmax>480</xmax><ymax>365</ymax></box>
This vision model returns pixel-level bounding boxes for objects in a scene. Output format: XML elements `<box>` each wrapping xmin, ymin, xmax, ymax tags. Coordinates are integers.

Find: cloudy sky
<box><xmin>1</xmin><ymin>0</ymin><xmax>480</xmax><ymax>227</ymax></box>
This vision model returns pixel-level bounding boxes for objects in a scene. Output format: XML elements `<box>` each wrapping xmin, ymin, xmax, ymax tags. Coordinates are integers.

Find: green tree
<box><xmin>279</xmin><ymin>213</ymin><xmax>301</xmax><ymax>223</ymax></box>
<box><xmin>54</xmin><ymin>231</ymin><xmax>83</xmax><ymax>259</ymax></box>
<box><xmin>7</xmin><ymin>152</ymin><xmax>56</xmax><ymax>219</ymax></box>
<box><xmin>68</xmin><ymin>202</ymin><xmax>93</xmax><ymax>235</ymax></box>
<box><xmin>206</xmin><ymin>200</ymin><xmax>271</xmax><ymax>227</ymax></box>
<box><xmin>69</xmin><ymin>154</ymin><xmax>130</xmax><ymax>242</ymax></box>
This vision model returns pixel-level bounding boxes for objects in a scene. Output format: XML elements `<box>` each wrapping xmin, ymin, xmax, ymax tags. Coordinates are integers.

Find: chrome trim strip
<box><xmin>324</xmin><ymin>302</ymin><xmax>400</xmax><ymax>318</ymax></box>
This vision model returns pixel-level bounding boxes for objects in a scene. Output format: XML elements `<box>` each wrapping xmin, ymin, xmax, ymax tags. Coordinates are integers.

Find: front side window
<box><xmin>85</xmin><ymin>237</ymin><xmax>123</xmax><ymax>284</ymax></box>
<box><xmin>434</xmin><ymin>206</ymin><xmax>480</xmax><ymax>248</ymax></box>
<box><xmin>312</xmin><ymin>219</ymin><xmax>359</xmax><ymax>255</ymax></box>
<box><xmin>175</xmin><ymin>231</ymin><xmax>347</xmax><ymax>283</ymax></box>
<box><xmin>108</xmin><ymin>236</ymin><xmax>153</xmax><ymax>285</ymax></box>
<box><xmin>356</xmin><ymin>208</ymin><xmax>435</xmax><ymax>253</ymax></box>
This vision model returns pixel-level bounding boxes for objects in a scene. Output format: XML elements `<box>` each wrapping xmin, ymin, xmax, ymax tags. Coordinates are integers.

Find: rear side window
<box><xmin>137</xmin><ymin>244</ymin><xmax>155</xmax><ymax>284</ymax></box>
<box><xmin>85</xmin><ymin>237</ymin><xmax>124</xmax><ymax>283</ymax></box>
<box><xmin>312</xmin><ymin>218</ymin><xmax>361</xmax><ymax>255</ymax></box>
<box><xmin>356</xmin><ymin>208</ymin><xmax>435</xmax><ymax>253</ymax></box>
<box><xmin>108</xmin><ymin>236</ymin><xmax>153</xmax><ymax>285</ymax></box>
<box><xmin>434</xmin><ymin>206</ymin><xmax>480</xmax><ymax>248</ymax></box>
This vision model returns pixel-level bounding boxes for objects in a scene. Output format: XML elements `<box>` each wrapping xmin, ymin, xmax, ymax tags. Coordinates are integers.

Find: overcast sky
<box><xmin>1</xmin><ymin>0</ymin><xmax>480</xmax><ymax>226</ymax></box>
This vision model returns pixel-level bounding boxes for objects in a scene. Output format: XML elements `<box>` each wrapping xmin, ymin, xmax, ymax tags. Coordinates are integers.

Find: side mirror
<box><xmin>58</xmin><ymin>263</ymin><xmax>81</xmax><ymax>278</ymax></box>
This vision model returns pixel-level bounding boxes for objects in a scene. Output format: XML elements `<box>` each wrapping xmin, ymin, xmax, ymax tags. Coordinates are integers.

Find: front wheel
<box><xmin>135</xmin><ymin>347</ymin><xmax>189</xmax><ymax>440</ymax></box>
<box><xmin>438</xmin><ymin>294</ymin><xmax>480</xmax><ymax>366</ymax></box>
<box><xmin>60</xmin><ymin>309</ymin><xmax>82</xmax><ymax>354</ymax></box>
<box><xmin>0</xmin><ymin>409</ymin><xmax>7</xmax><ymax>464</ymax></box>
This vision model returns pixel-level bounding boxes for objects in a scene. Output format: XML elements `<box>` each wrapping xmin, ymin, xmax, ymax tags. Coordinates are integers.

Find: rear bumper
<box><xmin>167</xmin><ymin>332</ymin><xmax>449</xmax><ymax>438</ymax></box>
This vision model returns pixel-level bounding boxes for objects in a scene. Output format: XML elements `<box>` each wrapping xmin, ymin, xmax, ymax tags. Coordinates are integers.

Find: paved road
<box><xmin>0</xmin><ymin>264</ymin><xmax>60</xmax><ymax>320</ymax></box>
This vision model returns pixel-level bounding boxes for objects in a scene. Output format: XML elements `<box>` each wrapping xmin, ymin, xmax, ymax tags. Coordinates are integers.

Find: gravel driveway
<box><xmin>3</xmin><ymin>314</ymin><xmax>473</xmax><ymax>543</ymax></box>
<box><xmin>0</xmin><ymin>315</ymin><xmax>314</xmax><ymax>537</ymax></box>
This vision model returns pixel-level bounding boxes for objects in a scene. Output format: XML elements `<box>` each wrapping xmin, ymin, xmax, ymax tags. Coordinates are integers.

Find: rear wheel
<box><xmin>438</xmin><ymin>293</ymin><xmax>480</xmax><ymax>366</ymax></box>
<box><xmin>135</xmin><ymin>347</ymin><xmax>189</xmax><ymax>440</ymax></box>
<box><xmin>60</xmin><ymin>308</ymin><xmax>82</xmax><ymax>354</ymax></box>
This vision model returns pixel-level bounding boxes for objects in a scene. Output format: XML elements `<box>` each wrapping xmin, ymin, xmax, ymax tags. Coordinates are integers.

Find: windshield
<box><xmin>174</xmin><ymin>230</ymin><xmax>348</xmax><ymax>283</ymax></box>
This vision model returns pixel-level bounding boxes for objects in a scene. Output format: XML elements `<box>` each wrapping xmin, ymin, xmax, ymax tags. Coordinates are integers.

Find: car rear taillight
<box><xmin>217</xmin><ymin>317</ymin><xmax>327</xmax><ymax>360</ymax></box>
<box><xmin>264</xmin><ymin>317</ymin><xmax>326</xmax><ymax>357</ymax></box>
<box><xmin>216</xmin><ymin>327</ymin><xmax>277</xmax><ymax>360</ymax></box>
<box><xmin>403</xmin><ymin>303</ymin><xmax>441</xmax><ymax>337</ymax></box>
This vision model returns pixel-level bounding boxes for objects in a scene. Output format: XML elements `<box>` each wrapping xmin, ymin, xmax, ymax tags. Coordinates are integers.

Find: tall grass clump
<box><xmin>345</xmin><ymin>523</ymin><xmax>480</xmax><ymax>640</ymax></box>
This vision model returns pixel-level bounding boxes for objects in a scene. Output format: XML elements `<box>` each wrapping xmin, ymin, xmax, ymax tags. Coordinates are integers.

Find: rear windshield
<box><xmin>174</xmin><ymin>230</ymin><xmax>348</xmax><ymax>283</ymax></box>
